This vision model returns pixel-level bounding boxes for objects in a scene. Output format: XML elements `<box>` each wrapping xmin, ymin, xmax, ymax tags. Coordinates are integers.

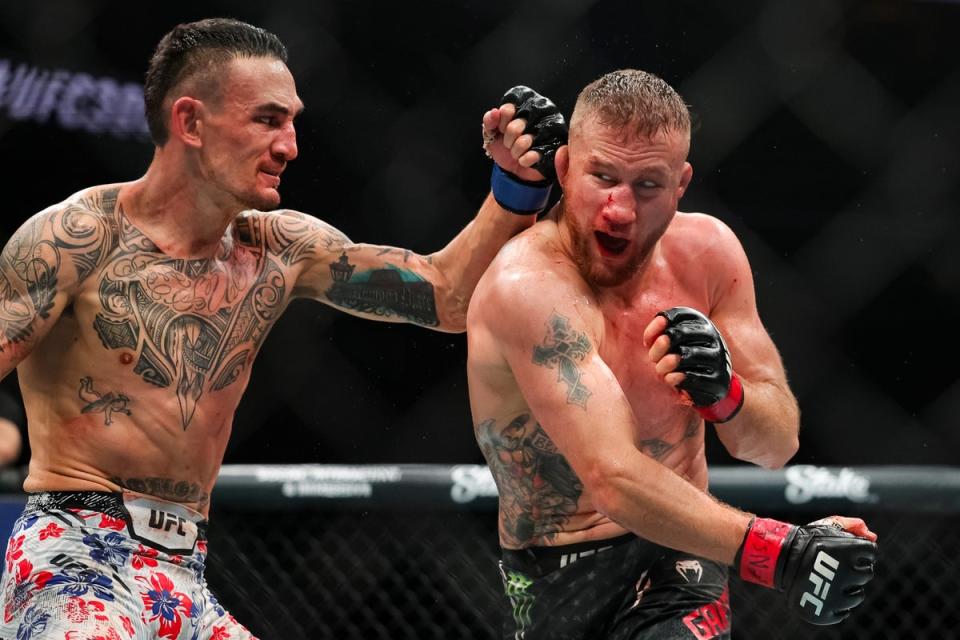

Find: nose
<box><xmin>272</xmin><ymin>123</ymin><xmax>299</xmax><ymax>162</ymax></box>
<box><xmin>601</xmin><ymin>185</ymin><xmax>637</xmax><ymax>227</ymax></box>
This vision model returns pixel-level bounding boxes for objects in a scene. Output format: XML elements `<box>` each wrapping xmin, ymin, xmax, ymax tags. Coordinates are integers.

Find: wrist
<box><xmin>735</xmin><ymin>516</ymin><xmax>797</xmax><ymax>589</ymax></box>
<box><xmin>696</xmin><ymin>373</ymin><xmax>744</xmax><ymax>423</ymax></box>
<box><xmin>490</xmin><ymin>164</ymin><xmax>552</xmax><ymax>214</ymax></box>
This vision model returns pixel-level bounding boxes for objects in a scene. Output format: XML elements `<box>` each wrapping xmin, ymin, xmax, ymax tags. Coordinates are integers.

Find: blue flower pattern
<box><xmin>15</xmin><ymin>605</ymin><xmax>49</xmax><ymax>640</ymax></box>
<box><xmin>83</xmin><ymin>531</ymin><xmax>131</xmax><ymax>569</ymax></box>
<box><xmin>46</xmin><ymin>566</ymin><xmax>115</xmax><ymax>601</ymax></box>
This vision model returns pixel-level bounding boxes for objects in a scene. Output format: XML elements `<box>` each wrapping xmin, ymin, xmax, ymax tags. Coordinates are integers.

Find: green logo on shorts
<box><xmin>500</xmin><ymin>564</ymin><xmax>535</xmax><ymax>638</ymax></box>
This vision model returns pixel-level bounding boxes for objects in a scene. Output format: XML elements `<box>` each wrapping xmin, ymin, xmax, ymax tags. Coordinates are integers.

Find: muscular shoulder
<box><xmin>663</xmin><ymin>212</ymin><xmax>752</xmax><ymax>307</ymax></box>
<box><xmin>663</xmin><ymin>213</ymin><xmax>747</xmax><ymax>272</ymax></box>
<box><xmin>469</xmin><ymin>219</ymin><xmax>599</xmax><ymax>341</ymax></box>
<box><xmin>12</xmin><ymin>185</ymin><xmax>120</xmax><ymax>258</ymax></box>
<box><xmin>232</xmin><ymin>209</ymin><xmax>351</xmax><ymax>261</ymax></box>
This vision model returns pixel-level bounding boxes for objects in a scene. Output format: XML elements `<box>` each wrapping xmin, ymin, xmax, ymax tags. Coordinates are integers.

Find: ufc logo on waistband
<box><xmin>799</xmin><ymin>551</ymin><xmax>839</xmax><ymax>617</ymax></box>
<box><xmin>149</xmin><ymin>510</ymin><xmax>188</xmax><ymax>536</ymax></box>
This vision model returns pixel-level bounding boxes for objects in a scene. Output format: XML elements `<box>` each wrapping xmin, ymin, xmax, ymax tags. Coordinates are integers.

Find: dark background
<box><xmin>0</xmin><ymin>0</ymin><xmax>957</xmax><ymax>469</ymax></box>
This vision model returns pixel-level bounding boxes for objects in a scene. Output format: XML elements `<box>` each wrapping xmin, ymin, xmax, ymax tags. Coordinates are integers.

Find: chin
<box><xmin>244</xmin><ymin>189</ymin><xmax>281</xmax><ymax>211</ymax></box>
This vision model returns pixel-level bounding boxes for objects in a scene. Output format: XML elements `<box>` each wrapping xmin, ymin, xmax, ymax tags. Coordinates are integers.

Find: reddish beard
<box><xmin>560</xmin><ymin>200</ymin><xmax>660</xmax><ymax>288</ymax></box>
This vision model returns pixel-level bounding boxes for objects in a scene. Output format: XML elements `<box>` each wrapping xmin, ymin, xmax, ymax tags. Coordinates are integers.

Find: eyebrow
<box><xmin>588</xmin><ymin>158</ymin><xmax>671</xmax><ymax>180</ymax></box>
<box><xmin>255</xmin><ymin>102</ymin><xmax>306</xmax><ymax>119</ymax></box>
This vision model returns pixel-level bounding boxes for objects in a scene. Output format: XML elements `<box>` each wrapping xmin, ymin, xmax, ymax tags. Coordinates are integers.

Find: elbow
<box><xmin>582</xmin><ymin>460</ymin><xmax>630</xmax><ymax>523</ymax></box>
<box><xmin>760</xmin><ymin>438</ymin><xmax>798</xmax><ymax>470</ymax></box>
<box><xmin>751</xmin><ymin>432</ymin><xmax>799</xmax><ymax>470</ymax></box>
<box><xmin>436</xmin><ymin>291</ymin><xmax>469</xmax><ymax>333</ymax></box>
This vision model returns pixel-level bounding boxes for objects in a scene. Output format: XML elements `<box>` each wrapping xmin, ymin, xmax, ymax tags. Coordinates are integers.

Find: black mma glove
<box><xmin>657</xmin><ymin>306</ymin><xmax>744</xmax><ymax>423</ymax></box>
<box><xmin>490</xmin><ymin>86</ymin><xmax>568</xmax><ymax>214</ymax></box>
<box><xmin>498</xmin><ymin>85</ymin><xmax>567</xmax><ymax>182</ymax></box>
<box><xmin>735</xmin><ymin>517</ymin><xmax>878</xmax><ymax>625</ymax></box>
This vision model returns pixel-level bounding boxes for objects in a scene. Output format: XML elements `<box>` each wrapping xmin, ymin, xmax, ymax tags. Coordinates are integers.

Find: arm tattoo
<box><xmin>0</xmin><ymin>195</ymin><xmax>113</xmax><ymax>351</ymax></box>
<box><xmin>532</xmin><ymin>311</ymin><xmax>592</xmax><ymax>407</ymax></box>
<box><xmin>476</xmin><ymin>413</ymin><xmax>583</xmax><ymax>547</ymax></box>
<box><xmin>110</xmin><ymin>476</ymin><xmax>209</xmax><ymax>510</ymax></box>
<box><xmin>324</xmin><ymin>251</ymin><xmax>439</xmax><ymax>326</ymax></box>
<box><xmin>78</xmin><ymin>377</ymin><xmax>132</xmax><ymax>426</ymax></box>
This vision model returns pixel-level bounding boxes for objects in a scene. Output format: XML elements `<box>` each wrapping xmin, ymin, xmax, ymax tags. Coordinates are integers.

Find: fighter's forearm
<box><xmin>587</xmin><ymin>452</ymin><xmax>753</xmax><ymax>566</ymax></box>
<box><xmin>428</xmin><ymin>194</ymin><xmax>535</xmax><ymax>331</ymax></box>
<box><xmin>714</xmin><ymin>378</ymin><xmax>799</xmax><ymax>469</ymax></box>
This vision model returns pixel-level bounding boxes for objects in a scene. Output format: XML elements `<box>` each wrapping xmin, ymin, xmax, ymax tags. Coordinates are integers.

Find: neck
<box><xmin>124</xmin><ymin>147</ymin><xmax>240</xmax><ymax>258</ymax></box>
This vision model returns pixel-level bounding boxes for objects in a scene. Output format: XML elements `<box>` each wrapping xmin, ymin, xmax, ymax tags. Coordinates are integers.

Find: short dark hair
<box><xmin>571</xmin><ymin>69</ymin><xmax>690</xmax><ymax>142</ymax></box>
<box><xmin>144</xmin><ymin>17</ymin><xmax>288</xmax><ymax>146</ymax></box>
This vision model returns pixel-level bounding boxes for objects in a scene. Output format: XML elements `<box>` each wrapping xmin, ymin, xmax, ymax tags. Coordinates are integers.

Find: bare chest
<box><xmin>74</xmin><ymin>240</ymin><xmax>292</xmax><ymax>427</ymax></box>
<box><xmin>597</xmin><ymin>286</ymin><xmax>707</xmax><ymax>446</ymax></box>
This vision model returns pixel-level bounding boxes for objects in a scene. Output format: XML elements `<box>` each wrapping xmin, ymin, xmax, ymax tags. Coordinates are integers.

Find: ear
<box><xmin>555</xmin><ymin>145</ymin><xmax>570</xmax><ymax>189</ymax></box>
<box><xmin>170</xmin><ymin>97</ymin><xmax>204</xmax><ymax>148</ymax></box>
<box><xmin>676</xmin><ymin>162</ymin><xmax>693</xmax><ymax>199</ymax></box>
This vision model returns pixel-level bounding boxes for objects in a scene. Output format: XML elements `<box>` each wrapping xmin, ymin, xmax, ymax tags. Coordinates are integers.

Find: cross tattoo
<box><xmin>532</xmin><ymin>312</ymin><xmax>592</xmax><ymax>407</ymax></box>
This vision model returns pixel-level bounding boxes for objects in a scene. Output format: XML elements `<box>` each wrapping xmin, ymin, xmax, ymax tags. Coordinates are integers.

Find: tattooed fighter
<box><xmin>0</xmin><ymin>18</ymin><xmax>566</xmax><ymax>639</ymax></box>
<box><xmin>468</xmin><ymin>70</ymin><xmax>878</xmax><ymax>639</ymax></box>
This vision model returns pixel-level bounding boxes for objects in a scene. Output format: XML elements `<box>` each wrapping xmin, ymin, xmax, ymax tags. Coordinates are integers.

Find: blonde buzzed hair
<box><xmin>571</xmin><ymin>69</ymin><xmax>690</xmax><ymax>141</ymax></box>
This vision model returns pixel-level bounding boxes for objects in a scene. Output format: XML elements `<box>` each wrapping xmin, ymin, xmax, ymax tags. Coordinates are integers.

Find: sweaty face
<box><xmin>199</xmin><ymin>56</ymin><xmax>304</xmax><ymax>211</ymax></box>
<box><xmin>559</xmin><ymin>118</ymin><xmax>691</xmax><ymax>288</ymax></box>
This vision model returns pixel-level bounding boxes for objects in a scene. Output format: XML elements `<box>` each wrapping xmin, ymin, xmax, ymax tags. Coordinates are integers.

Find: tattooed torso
<box><xmin>4</xmin><ymin>184</ymin><xmax>374</xmax><ymax>514</ymax></box>
<box><xmin>468</xmin><ymin>218</ymin><xmax>710</xmax><ymax>549</ymax></box>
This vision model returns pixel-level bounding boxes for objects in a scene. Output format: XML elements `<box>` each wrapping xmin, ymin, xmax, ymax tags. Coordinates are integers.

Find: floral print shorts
<box><xmin>0</xmin><ymin>491</ymin><xmax>257</xmax><ymax>640</ymax></box>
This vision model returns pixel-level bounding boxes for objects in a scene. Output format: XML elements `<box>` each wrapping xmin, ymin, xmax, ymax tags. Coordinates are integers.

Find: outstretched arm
<box><xmin>291</xmin><ymin>87</ymin><xmax>567</xmax><ymax>332</ymax></box>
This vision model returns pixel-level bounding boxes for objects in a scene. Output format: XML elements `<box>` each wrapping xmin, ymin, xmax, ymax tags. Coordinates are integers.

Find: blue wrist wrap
<box><xmin>490</xmin><ymin>164</ymin><xmax>552</xmax><ymax>214</ymax></box>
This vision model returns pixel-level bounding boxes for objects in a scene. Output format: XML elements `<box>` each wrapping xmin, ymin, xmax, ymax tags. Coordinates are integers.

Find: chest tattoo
<box><xmin>92</xmin><ymin>204</ymin><xmax>288</xmax><ymax>430</ymax></box>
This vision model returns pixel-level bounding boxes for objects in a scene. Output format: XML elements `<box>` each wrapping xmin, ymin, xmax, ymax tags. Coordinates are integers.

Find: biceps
<box><xmin>505</xmin><ymin>318</ymin><xmax>635</xmax><ymax>461</ymax></box>
<box><xmin>0</xmin><ymin>246</ymin><xmax>68</xmax><ymax>369</ymax></box>
<box><xmin>309</xmin><ymin>244</ymin><xmax>444</xmax><ymax>326</ymax></box>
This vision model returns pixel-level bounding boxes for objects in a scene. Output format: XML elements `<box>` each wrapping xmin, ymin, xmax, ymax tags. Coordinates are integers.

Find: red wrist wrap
<box><xmin>738</xmin><ymin>517</ymin><xmax>795</xmax><ymax>588</ymax></box>
<box><xmin>696</xmin><ymin>373</ymin><xmax>744</xmax><ymax>423</ymax></box>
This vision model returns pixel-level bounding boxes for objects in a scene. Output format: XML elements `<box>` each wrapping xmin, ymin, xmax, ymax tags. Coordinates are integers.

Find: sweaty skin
<box><xmin>467</xmin><ymin>120</ymin><xmax>812</xmax><ymax>560</ymax></box>
<box><xmin>1</xmin><ymin>55</ymin><xmax>538</xmax><ymax>517</ymax></box>
<box><xmin>8</xmin><ymin>187</ymin><xmax>464</xmax><ymax>514</ymax></box>
<box><xmin>471</xmin><ymin>213</ymin><xmax>732</xmax><ymax>548</ymax></box>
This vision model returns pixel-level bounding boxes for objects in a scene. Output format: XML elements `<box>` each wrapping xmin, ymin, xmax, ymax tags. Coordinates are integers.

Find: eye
<box><xmin>255</xmin><ymin>116</ymin><xmax>279</xmax><ymax>127</ymax></box>
<box><xmin>638</xmin><ymin>180</ymin><xmax>659</xmax><ymax>189</ymax></box>
<box><xmin>593</xmin><ymin>173</ymin><xmax>615</xmax><ymax>183</ymax></box>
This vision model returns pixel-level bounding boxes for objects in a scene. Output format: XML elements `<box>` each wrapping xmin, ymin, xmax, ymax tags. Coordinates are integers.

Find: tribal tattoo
<box><xmin>532</xmin><ymin>311</ymin><xmax>592</xmax><ymax>407</ymax></box>
<box><xmin>109</xmin><ymin>476</ymin><xmax>210</xmax><ymax>510</ymax></box>
<box><xmin>91</xmin><ymin>206</ymin><xmax>307</xmax><ymax>429</ymax></box>
<box><xmin>0</xmin><ymin>192</ymin><xmax>114</xmax><ymax>354</ymax></box>
<box><xmin>476</xmin><ymin>413</ymin><xmax>583</xmax><ymax>547</ymax></box>
<box><xmin>325</xmin><ymin>252</ymin><xmax>439</xmax><ymax>326</ymax></box>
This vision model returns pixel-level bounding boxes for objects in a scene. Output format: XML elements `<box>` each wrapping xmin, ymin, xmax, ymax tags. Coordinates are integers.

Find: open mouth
<box><xmin>595</xmin><ymin>231</ymin><xmax>629</xmax><ymax>256</ymax></box>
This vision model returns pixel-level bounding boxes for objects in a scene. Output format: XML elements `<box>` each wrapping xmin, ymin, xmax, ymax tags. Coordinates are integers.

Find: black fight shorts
<box><xmin>499</xmin><ymin>535</ymin><xmax>730</xmax><ymax>640</ymax></box>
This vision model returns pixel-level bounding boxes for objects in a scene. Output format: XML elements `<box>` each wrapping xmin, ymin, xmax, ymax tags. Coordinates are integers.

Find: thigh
<box><xmin>608</xmin><ymin>551</ymin><xmax>731</xmax><ymax>640</ymax></box>
<box><xmin>1</xmin><ymin>511</ymin><xmax>141</xmax><ymax>638</ymax></box>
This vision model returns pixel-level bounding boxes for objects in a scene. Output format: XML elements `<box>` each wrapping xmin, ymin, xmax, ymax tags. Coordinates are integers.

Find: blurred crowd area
<box><xmin>0</xmin><ymin>0</ymin><xmax>957</xmax><ymax>468</ymax></box>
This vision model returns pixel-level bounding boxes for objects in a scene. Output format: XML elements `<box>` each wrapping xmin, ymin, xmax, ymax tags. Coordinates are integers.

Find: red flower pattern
<box><xmin>211</xmin><ymin>626</ymin><xmax>231</xmax><ymax>640</ymax></box>
<box><xmin>38</xmin><ymin>522</ymin><xmax>65</xmax><ymax>540</ymax></box>
<box><xmin>131</xmin><ymin>544</ymin><xmax>159</xmax><ymax>570</ymax></box>
<box><xmin>137</xmin><ymin>571</ymin><xmax>194</xmax><ymax>640</ymax></box>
